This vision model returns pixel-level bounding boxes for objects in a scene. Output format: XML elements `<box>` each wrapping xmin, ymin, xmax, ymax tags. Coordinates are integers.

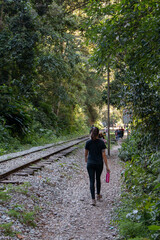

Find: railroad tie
<box><xmin>29</xmin><ymin>166</ymin><xmax>42</xmax><ymax>170</ymax></box>
<box><xmin>13</xmin><ymin>172</ymin><xmax>30</xmax><ymax>176</ymax></box>
<box><xmin>48</xmin><ymin>156</ymin><xmax>61</xmax><ymax>161</ymax></box>
<box><xmin>13</xmin><ymin>169</ymin><xmax>35</xmax><ymax>176</ymax></box>
<box><xmin>61</xmin><ymin>147</ymin><xmax>78</xmax><ymax>156</ymax></box>
<box><xmin>21</xmin><ymin>169</ymin><xmax>35</xmax><ymax>175</ymax></box>
<box><xmin>42</xmin><ymin>161</ymin><xmax>53</xmax><ymax>164</ymax></box>
<box><xmin>0</xmin><ymin>180</ymin><xmax>24</xmax><ymax>184</ymax></box>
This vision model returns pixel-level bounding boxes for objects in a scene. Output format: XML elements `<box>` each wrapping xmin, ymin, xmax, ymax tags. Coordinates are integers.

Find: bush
<box><xmin>118</xmin><ymin>132</ymin><xmax>139</xmax><ymax>161</ymax></box>
<box><xmin>119</xmin><ymin>221</ymin><xmax>147</xmax><ymax>238</ymax></box>
<box><xmin>117</xmin><ymin>131</ymin><xmax>160</xmax><ymax>240</ymax></box>
<box><xmin>128</xmin><ymin>238</ymin><xmax>150</xmax><ymax>240</ymax></box>
<box><xmin>0</xmin><ymin>222</ymin><xmax>15</xmax><ymax>237</ymax></box>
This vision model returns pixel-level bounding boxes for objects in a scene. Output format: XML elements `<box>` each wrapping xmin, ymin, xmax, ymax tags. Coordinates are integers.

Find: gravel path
<box><xmin>0</xmin><ymin>143</ymin><xmax>123</xmax><ymax>240</ymax></box>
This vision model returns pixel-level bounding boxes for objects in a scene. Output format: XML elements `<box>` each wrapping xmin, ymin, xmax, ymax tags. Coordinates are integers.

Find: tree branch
<box><xmin>66</xmin><ymin>1</ymin><xmax>90</xmax><ymax>14</ymax></box>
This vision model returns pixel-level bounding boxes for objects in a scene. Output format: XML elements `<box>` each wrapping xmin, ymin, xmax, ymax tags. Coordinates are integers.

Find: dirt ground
<box><xmin>0</xmin><ymin>142</ymin><xmax>123</xmax><ymax>240</ymax></box>
<box><xmin>40</xmin><ymin>143</ymin><xmax>123</xmax><ymax>240</ymax></box>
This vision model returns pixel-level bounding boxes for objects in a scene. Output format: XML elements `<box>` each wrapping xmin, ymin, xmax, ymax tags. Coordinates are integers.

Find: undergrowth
<box><xmin>0</xmin><ymin>121</ymin><xmax>89</xmax><ymax>156</ymax></box>
<box><xmin>0</xmin><ymin>182</ymin><xmax>41</xmax><ymax>237</ymax></box>
<box><xmin>117</xmin><ymin>130</ymin><xmax>160</xmax><ymax>240</ymax></box>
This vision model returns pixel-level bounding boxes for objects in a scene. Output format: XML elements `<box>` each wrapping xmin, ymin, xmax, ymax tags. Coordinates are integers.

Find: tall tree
<box><xmin>84</xmin><ymin>0</ymin><xmax>160</xmax><ymax>147</ymax></box>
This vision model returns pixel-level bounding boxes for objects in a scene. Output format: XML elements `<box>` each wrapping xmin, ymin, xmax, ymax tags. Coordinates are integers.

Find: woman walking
<box><xmin>85</xmin><ymin>127</ymin><xmax>110</xmax><ymax>206</ymax></box>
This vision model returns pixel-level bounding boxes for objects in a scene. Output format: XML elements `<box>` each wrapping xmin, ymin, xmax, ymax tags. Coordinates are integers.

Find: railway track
<box><xmin>0</xmin><ymin>135</ymin><xmax>89</xmax><ymax>181</ymax></box>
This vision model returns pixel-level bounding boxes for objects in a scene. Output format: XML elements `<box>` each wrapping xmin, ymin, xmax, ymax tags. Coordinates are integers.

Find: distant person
<box><xmin>85</xmin><ymin>127</ymin><xmax>110</xmax><ymax>206</ymax></box>
<box><xmin>115</xmin><ymin>129</ymin><xmax>118</xmax><ymax>140</ymax></box>
<box><xmin>120</xmin><ymin>127</ymin><xmax>124</xmax><ymax>138</ymax></box>
<box><xmin>115</xmin><ymin>128</ymin><xmax>121</xmax><ymax>140</ymax></box>
<box><xmin>117</xmin><ymin>128</ymin><xmax>122</xmax><ymax>139</ymax></box>
<box><xmin>99</xmin><ymin>132</ymin><xmax>107</xmax><ymax>144</ymax></box>
<box><xmin>99</xmin><ymin>132</ymin><xmax>104</xmax><ymax>139</ymax></box>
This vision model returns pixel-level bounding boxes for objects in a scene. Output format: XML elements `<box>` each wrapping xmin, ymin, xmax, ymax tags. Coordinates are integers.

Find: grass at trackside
<box><xmin>0</xmin><ymin>129</ymin><xmax>89</xmax><ymax>156</ymax></box>
<box><xmin>0</xmin><ymin>129</ymin><xmax>118</xmax><ymax>156</ymax></box>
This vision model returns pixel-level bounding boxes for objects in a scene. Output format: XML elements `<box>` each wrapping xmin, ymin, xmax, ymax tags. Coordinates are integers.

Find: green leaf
<box><xmin>154</xmin><ymin>183</ymin><xmax>160</xmax><ymax>190</ymax></box>
<box><xmin>148</xmin><ymin>225</ymin><xmax>160</xmax><ymax>231</ymax></box>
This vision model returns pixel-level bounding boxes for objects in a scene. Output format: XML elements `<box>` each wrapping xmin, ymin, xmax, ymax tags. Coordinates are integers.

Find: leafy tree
<box><xmin>0</xmin><ymin>0</ymin><xmax>106</xmax><ymax>139</ymax></box>
<box><xmin>0</xmin><ymin>0</ymin><xmax>39</xmax><ymax>136</ymax></box>
<box><xmin>84</xmin><ymin>0</ymin><xmax>160</xmax><ymax>148</ymax></box>
<box><xmin>83</xmin><ymin>1</ymin><xmax>160</xmax><ymax>238</ymax></box>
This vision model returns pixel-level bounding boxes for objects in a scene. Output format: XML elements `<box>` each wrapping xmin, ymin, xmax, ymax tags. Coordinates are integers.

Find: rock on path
<box><xmin>0</xmin><ymin>144</ymin><xmax>123</xmax><ymax>240</ymax></box>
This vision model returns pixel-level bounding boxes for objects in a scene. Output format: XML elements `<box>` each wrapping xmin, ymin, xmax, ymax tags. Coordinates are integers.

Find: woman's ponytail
<box><xmin>91</xmin><ymin>127</ymin><xmax>99</xmax><ymax>140</ymax></box>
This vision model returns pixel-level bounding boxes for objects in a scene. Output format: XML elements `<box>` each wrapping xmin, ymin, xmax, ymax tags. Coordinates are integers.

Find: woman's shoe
<box><xmin>91</xmin><ymin>199</ymin><xmax>96</xmax><ymax>206</ymax></box>
<box><xmin>97</xmin><ymin>194</ymin><xmax>103</xmax><ymax>201</ymax></box>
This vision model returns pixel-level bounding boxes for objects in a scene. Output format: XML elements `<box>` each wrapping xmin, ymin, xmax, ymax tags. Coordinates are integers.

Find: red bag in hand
<box><xmin>106</xmin><ymin>172</ymin><xmax>110</xmax><ymax>183</ymax></box>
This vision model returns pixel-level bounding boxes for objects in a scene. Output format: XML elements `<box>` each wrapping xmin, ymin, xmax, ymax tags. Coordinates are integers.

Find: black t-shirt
<box><xmin>85</xmin><ymin>139</ymin><xmax>106</xmax><ymax>164</ymax></box>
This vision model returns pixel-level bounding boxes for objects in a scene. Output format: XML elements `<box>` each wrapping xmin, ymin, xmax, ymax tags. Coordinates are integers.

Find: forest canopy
<box><xmin>83</xmin><ymin>1</ymin><xmax>160</xmax><ymax>238</ymax></box>
<box><xmin>0</xmin><ymin>0</ymin><xmax>106</xmax><ymax>149</ymax></box>
<box><xmin>84</xmin><ymin>0</ymin><xmax>160</xmax><ymax>149</ymax></box>
<box><xmin>0</xmin><ymin>0</ymin><xmax>159</xmax><ymax>150</ymax></box>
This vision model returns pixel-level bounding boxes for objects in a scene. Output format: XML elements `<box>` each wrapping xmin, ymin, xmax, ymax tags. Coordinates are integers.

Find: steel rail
<box><xmin>0</xmin><ymin>135</ymin><xmax>88</xmax><ymax>163</ymax></box>
<box><xmin>0</xmin><ymin>136</ymin><xmax>89</xmax><ymax>180</ymax></box>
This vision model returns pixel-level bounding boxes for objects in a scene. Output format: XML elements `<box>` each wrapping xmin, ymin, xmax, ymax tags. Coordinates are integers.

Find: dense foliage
<box><xmin>84</xmin><ymin>0</ymin><xmax>160</xmax><ymax>146</ymax></box>
<box><xmin>84</xmin><ymin>0</ymin><xmax>160</xmax><ymax>239</ymax></box>
<box><xmin>118</xmin><ymin>130</ymin><xmax>160</xmax><ymax>239</ymax></box>
<box><xmin>0</xmin><ymin>0</ymin><xmax>106</xmax><ymax>154</ymax></box>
